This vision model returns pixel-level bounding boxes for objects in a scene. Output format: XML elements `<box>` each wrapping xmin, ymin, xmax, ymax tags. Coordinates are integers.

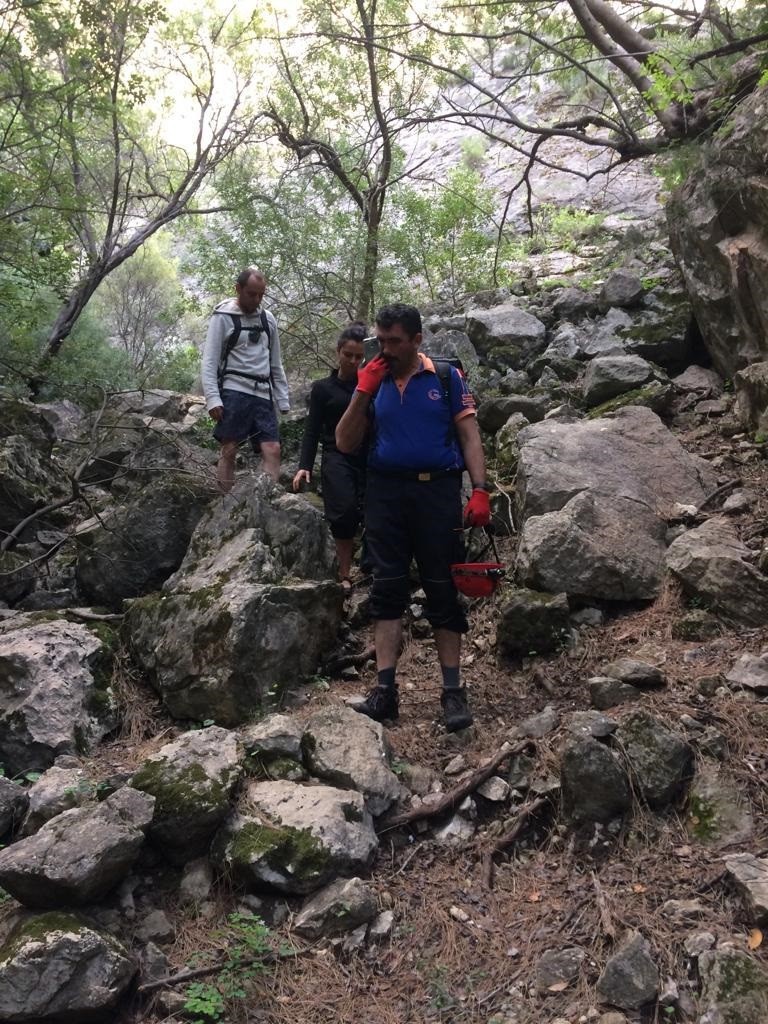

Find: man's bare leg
<box><xmin>374</xmin><ymin>618</ymin><xmax>403</xmax><ymax>670</ymax></box>
<box><xmin>216</xmin><ymin>440</ymin><xmax>238</xmax><ymax>494</ymax></box>
<box><xmin>434</xmin><ymin>628</ymin><xmax>460</xmax><ymax>669</ymax></box>
<box><xmin>335</xmin><ymin>537</ymin><xmax>354</xmax><ymax>583</ymax></box>
<box><xmin>260</xmin><ymin>441</ymin><xmax>281</xmax><ymax>482</ymax></box>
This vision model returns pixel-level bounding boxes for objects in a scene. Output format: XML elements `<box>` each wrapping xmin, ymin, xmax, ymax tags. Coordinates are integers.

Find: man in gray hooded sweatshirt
<box><xmin>201</xmin><ymin>267</ymin><xmax>290</xmax><ymax>490</ymax></box>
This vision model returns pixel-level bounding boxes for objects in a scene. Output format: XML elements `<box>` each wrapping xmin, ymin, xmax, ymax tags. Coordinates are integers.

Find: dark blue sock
<box><xmin>377</xmin><ymin>667</ymin><xmax>396</xmax><ymax>691</ymax></box>
<box><xmin>441</xmin><ymin>665</ymin><xmax>460</xmax><ymax>690</ymax></box>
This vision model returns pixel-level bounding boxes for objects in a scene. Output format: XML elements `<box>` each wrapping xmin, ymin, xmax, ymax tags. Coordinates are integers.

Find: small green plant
<box><xmin>183</xmin><ymin>913</ymin><xmax>272</xmax><ymax>1023</ymax></box>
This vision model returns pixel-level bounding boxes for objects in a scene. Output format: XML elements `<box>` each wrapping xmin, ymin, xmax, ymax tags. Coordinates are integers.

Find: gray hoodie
<box><xmin>201</xmin><ymin>297</ymin><xmax>290</xmax><ymax>413</ymax></box>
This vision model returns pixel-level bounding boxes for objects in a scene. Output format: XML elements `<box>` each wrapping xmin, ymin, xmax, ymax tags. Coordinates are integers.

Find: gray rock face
<box><xmin>616</xmin><ymin>711</ymin><xmax>694</xmax><ymax>809</ymax></box>
<box><xmin>600</xmin><ymin>270</ymin><xmax>644</xmax><ymax>309</ymax></box>
<box><xmin>131</xmin><ymin>726</ymin><xmax>241</xmax><ymax>865</ymax></box>
<box><xmin>698</xmin><ymin>947</ymin><xmax>768</xmax><ymax>1024</ymax></box>
<box><xmin>517</xmin><ymin>406</ymin><xmax>715</xmax><ymax>519</ymax></box>
<box><xmin>735</xmin><ymin>361</ymin><xmax>768</xmax><ymax>433</ymax></box>
<box><xmin>21</xmin><ymin>766</ymin><xmax>97</xmax><ymax>836</ymax></box>
<box><xmin>688</xmin><ymin>765</ymin><xmax>753</xmax><ymax>846</ymax></box>
<box><xmin>76</xmin><ymin>474</ymin><xmax>213</xmax><ymax>609</ymax></box>
<box><xmin>553</xmin><ymin>287</ymin><xmax>598</xmax><ymax>321</ymax></box>
<box><xmin>667</xmin><ymin>517</ymin><xmax>768</xmax><ymax>626</ymax></box>
<box><xmin>421</xmin><ymin>329</ymin><xmax>480</xmax><ymax>371</ymax></box>
<box><xmin>0</xmin><ymin>788</ymin><xmax>154</xmax><ymax>907</ymax></box>
<box><xmin>596</xmin><ymin>932</ymin><xmax>659</xmax><ymax>1010</ymax></box>
<box><xmin>601</xmin><ymin>659</ymin><xmax>666</xmax><ymax>688</ymax></box>
<box><xmin>588</xmin><ymin>677</ymin><xmax>642</xmax><ymax>711</ymax></box>
<box><xmin>495</xmin><ymin>588</ymin><xmax>570</xmax><ymax>657</ymax></box>
<box><xmin>494</xmin><ymin>412</ymin><xmax>530</xmax><ymax>476</ymax></box>
<box><xmin>560</xmin><ymin>738</ymin><xmax>631</xmax><ymax>824</ymax></box>
<box><xmin>215</xmin><ymin>781</ymin><xmax>377</xmax><ymax>893</ymax></box>
<box><xmin>0</xmin><ymin>619</ymin><xmax>117</xmax><ymax>775</ymax></box>
<box><xmin>515</xmin><ymin>406</ymin><xmax>715</xmax><ymax>601</ymax></box>
<box><xmin>0</xmin><ymin>777</ymin><xmax>27</xmax><ymax>836</ymax></box>
<box><xmin>35</xmin><ymin>399</ymin><xmax>87</xmax><ymax>441</ymax></box>
<box><xmin>673</xmin><ymin>365</ymin><xmax>724</xmax><ymax>397</ymax></box>
<box><xmin>535</xmin><ymin>945</ymin><xmax>586</xmax><ymax>992</ymax></box>
<box><xmin>294</xmin><ymin>877</ymin><xmax>378</xmax><ymax>939</ymax></box>
<box><xmin>667</xmin><ymin>84</ymin><xmax>768</xmax><ymax>379</ymax></box>
<box><xmin>0</xmin><ymin>434</ymin><xmax>67</xmax><ymax>535</ymax></box>
<box><xmin>125</xmin><ymin>478</ymin><xmax>343</xmax><ymax>725</ymax></box>
<box><xmin>582</xmin><ymin>355</ymin><xmax>658</xmax><ymax>407</ymax></box>
<box><xmin>723</xmin><ymin>853</ymin><xmax>768</xmax><ymax>924</ymax></box>
<box><xmin>517</xmin><ymin>492</ymin><xmax>667</xmax><ymax>601</ymax></box>
<box><xmin>726</xmin><ymin>651</ymin><xmax>768</xmax><ymax>694</ymax></box>
<box><xmin>477</xmin><ymin>395</ymin><xmax>548</xmax><ymax>433</ymax></box>
<box><xmin>241</xmin><ymin>714</ymin><xmax>304</xmax><ymax>761</ymax></box>
<box><xmin>302</xmin><ymin>706</ymin><xmax>402</xmax><ymax>817</ymax></box>
<box><xmin>465</xmin><ymin>303</ymin><xmax>547</xmax><ymax>368</ymax></box>
<box><xmin>0</xmin><ymin>912</ymin><xmax>136</xmax><ymax>1022</ymax></box>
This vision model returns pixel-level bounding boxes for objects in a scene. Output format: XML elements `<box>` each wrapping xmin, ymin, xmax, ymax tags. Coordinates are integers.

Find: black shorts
<box><xmin>213</xmin><ymin>389</ymin><xmax>279</xmax><ymax>450</ymax></box>
<box><xmin>365</xmin><ymin>471</ymin><xmax>468</xmax><ymax>633</ymax></box>
<box><xmin>321</xmin><ymin>449</ymin><xmax>365</xmax><ymax>540</ymax></box>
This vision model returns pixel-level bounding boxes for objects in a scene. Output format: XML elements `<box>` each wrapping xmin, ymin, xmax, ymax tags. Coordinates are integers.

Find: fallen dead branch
<box><xmin>698</xmin><ymin>477</ymin><xmax>741</xmax><ymax>511</ymax></box>
<box><xmin>480</xmin><ymin>796</ymin><xmax>550</xmax><ymax>889</ymax></box>
<box><xmin>591</xmin><ymin>871</ymin><xmax>617</xmax><ymax>941</ymax></box>
<box><xmin>137</xmin><ymin>945</ymin><xmax>314</xmax><ymax>994</ymax></box>
<box><xmin>377</xmin><ymin>740</ymin><xmax>532</xmax><ymax>833</ymax></box>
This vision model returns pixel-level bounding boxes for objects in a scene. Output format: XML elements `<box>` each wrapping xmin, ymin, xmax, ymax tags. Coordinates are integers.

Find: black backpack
<box><xmin>215</xmin><ymin>310</ymin><xmax>273</xmax><ymax>392</ymax></box>
<box><xmin>430</xmin><ymin>356</ymin><xmax>472</xmax><ymax>444</ymax></box>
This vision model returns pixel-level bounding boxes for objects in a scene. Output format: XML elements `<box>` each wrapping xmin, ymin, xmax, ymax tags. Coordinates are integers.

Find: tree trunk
<box><xmin>355</xmin><ymin>199</ymin><xmax>381</xmax><ymax>323</ymax></box>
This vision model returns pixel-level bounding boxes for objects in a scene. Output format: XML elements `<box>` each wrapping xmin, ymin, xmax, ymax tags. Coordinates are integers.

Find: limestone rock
<box><xmin>667</xmin><ymin>517</ymin><xmax>768</xmax><ymax>626</ymax></box>
<box><xmin>131</xmin><ymin>726</ymin><xmax>240</xmax><ymax>865</ymax></box>
<box><xmin>214</xmin><ymin>781</ymin><xmax>377</xmax><ymax>893</ymax></box>
<box><xmin>477</xmin><ymin>395</ymin><xmax>548</xmax><ymax>434</ymax></box>
<box><xmin>583</xmin><ymin>355</ymin><xmax>658</xmax><ymax>407</ymax></box>
<box><xmin>560</xmin><ymin>738</ymin><xmax>631</xmax><ymax>824</ymax></box>
<box><xmin>601</xmin><ymin>659</ymin><xmax>666</xmax><ymax>688</ymax></box>
<box><xmin>241</xmin><ymin>714</ymin><xmax>304</xmax><ymax>762</ymax></box>
<box><xmin>0</xmin><ymin>912</ymin><xmax>136</xmax><ymax>1022</ymax></box>
<box><xmin>294</xmin><ymin>877</ymin><xmax>378</xmax><ymax>939</ymax></box>
<box><xmin>0</xmin><ymin>778</ymin><xmax>28</xmax><ymax>837</ymax></box>
<box><xmin>496</xmin><ymin>588</ymin><xmax>570</xmax><ymax>658</ymax></box>
<box><xmin>735</xmin><ymin>361</ymin><xmax>768</xmax><ymax>433</ymax></box>
<box><xmin>667</xmin><ymin>84</ymin><xmax>768</xmax><ymax>378</ymax></box>
<box><xmin>0</xmin><ymin>788</ymin><xmax>154</xmax><ymax>907</ymax></box>
<box><xmin>600</xmin><ymin>270</ymin><xmax>644</xmax><ymax>309</ymax></box>
<box><xmin>723</xmin><ymin>853</ymin><xmax>768</xmax><ymax>924</ymax></box>
<box><xmin>0</xmin><ymin>619</ymin><xmax>118</xmax><ymax>775</ymax></box>
<box><xmin>698</xmin><ymin>947</ymin><xmax>768</xmax><ymax>1024</ymax></box>
<box><xmin>535</xmin><ymin>945</ymin><xmax>586</xmax><ymax>993</ymax></box>
<box><xmin>76</xmin><ymin>474</ymin><xmax>213</xmax><ymax>609</ymax></box>
<box><xmin>726</xmin><ymin>651</ymin><xmax>768</xmax><ymax>694</ymax></box>
<box><xmin>566</xmin><ymin>711</ymin><xmax>618</xmax><ymax>739</ymax></box>
<box><xmin>589</xmin><ymin>677</ymin><xmax>642</xmax><ymax>711</ymax></box>
<box><xmin>596</xmin><ymin>932</ymin><xmax>659</xmax><ymax>1010</ymax></box>
<box><xmin>687</xmin><ymin>765</ymin><xmax>753</xmax><ymax>846</ymax></box>
<box><xmin>465</xmin><ymin>303</ymin><xmax>547</xmax><ymax>368</ymax></box>
<box><xmin>616</xmin><ymin>711</ymin><xmax>694</xmax><ymax>809</ymax></box>
<box><xmin>302</xmin><ymin>705</ymin><xmax>402</xmax><ymax>817</ymax></box>
<box><xmin>125</xmin><ymin>478</ymin><xmax>343</xmax><ymax>725</ymax></box>
<box><xmin>21</xmin><ymin>766</ymin><xmax>97</xmax><ymax>836</ymax></box>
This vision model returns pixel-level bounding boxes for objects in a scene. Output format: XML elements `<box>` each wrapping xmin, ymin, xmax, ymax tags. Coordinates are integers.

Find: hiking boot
<box><xmin>441</xmin><ymin>688</ymin><xmax>473</xmax><ymax>732</ymax></box>
<box><xmin>353</xmin><ymin>686</ymin><xmax>399</xmax><ymax>723</ymax></box>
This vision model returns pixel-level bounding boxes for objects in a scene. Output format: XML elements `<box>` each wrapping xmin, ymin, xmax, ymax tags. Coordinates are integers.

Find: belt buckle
<box><xmin>417</xmin><ymin>472</ymin><xmax>431</xmax><ymax>482</ymax></box>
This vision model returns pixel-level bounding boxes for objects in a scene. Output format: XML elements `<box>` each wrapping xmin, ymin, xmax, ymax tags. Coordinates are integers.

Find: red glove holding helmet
<box><xmin>464</xmin><ymin>487</ymin><xmax>491</xmax><ymax>528</ymax></box>
<box><xmin>356</xmin><ymin>355</ymin><xmax>389</xmax><ymax>396</ymax></box>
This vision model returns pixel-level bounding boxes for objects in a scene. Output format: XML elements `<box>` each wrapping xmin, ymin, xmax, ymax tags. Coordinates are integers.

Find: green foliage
<box><xmin>183</xmin><ymin>912</ymin><xmax>272</xmax><ymax>1024</ymax></box>
<box><xmin>531</xmin><ymin>205</ymin><xmax>606</xmax><ymax>249</ymax></box>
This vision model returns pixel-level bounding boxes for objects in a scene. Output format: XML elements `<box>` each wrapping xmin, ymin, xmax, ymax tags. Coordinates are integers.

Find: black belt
<box><xmin>371</xmin><ymin>467</ymin><xmax>461</xmax><ymax>482</ymax></box>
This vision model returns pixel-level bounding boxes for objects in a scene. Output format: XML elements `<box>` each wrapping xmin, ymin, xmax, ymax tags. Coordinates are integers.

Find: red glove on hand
<box><xmin>464</xmin><ymin>488</ymin><xmax>491</xmax><ymax>528</ymax></box>
<box><xmin>356</xmin><ymin>355</ymin><xmax>389</xmax><ymax>396</ymax></box>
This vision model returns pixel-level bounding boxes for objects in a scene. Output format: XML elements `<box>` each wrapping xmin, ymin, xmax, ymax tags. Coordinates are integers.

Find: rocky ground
<box><xmin>3</xmin><ymin>404</ymin><xmax>762</xmax><ymax>1024</ymax></box>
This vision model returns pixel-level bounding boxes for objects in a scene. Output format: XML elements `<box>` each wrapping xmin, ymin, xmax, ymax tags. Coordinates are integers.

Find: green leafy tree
<box><xmin>0</xmin><ymin>0</ymin><xmax>266</xmax><ymax>378</ymax></box>
<box><xmin>260</xmin><ymin>0</ymin><xmax>447</xmax><ymax>322</ymax></box>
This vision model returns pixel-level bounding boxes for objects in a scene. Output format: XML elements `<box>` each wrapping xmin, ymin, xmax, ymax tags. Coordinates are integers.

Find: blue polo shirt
<box><xmin>369</xmin><ymin>355</ymin><xmax>476</xmax><ymax>472</ymax></box>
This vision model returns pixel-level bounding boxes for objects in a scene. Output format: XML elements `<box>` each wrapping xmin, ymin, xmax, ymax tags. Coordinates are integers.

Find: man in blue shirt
<box><xmin>336</xmin><ymin>303</ymin><xmax>490</xmax><ymax>732</ymax></box>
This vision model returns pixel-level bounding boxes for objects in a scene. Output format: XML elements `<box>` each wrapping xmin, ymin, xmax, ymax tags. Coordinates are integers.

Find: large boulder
<box><xmin>697</xmin><ymin>947</ymin><xmax>768</xmax><ymax>1024</ymax></box>
<box><xmin>465</xmin><ymin>303</ymin><xmax>547</xmax><ymax>368</ymax></box>
<box><xmin>0</xmin><ymin>912</ymin><xmax>136</xmax><ymax>1022</ymax></box>
<box><xmin>0</xmin><ymin>787</ymin><xmax>154</xmax><ymax>907</ymax></box>
<box><xmin>75</xmin><ymin>474</ymin><xmax>213</xmax><ymax>609</ymax></box>
<box><xmin>667</xmin><ymin>84</ymin><xmax>768</xmax><ymax>378</ymax></box>
<box><xmin>213</xmin><ymin>780</ymin><xmax>378</xmax><ymax>894</ymax></box>
<box><xmin>0</xmin><ymin>619</ymin><xmax>117</xmax><ymax>775</ymax></box>
<box><xmin>734</xmin><ymin>361</ymin><xmax>768</xmax><ymax>434</ymax></box>
<box><xmin>666</xmin><ymin>517</ymin><xmax>768</xmax><ymax>626</ymax></box>
<box><xmin>302</xmin><ymin>705</ymin><xmax>403</xmax><ymax>817</ymax></box>
<box><xmin>0</xmin><ymin>777</ymin><xmax>28</xmax><ymax>837</ymax></box>
<box><xmin>582</xmin><ymin>355</ymin><xmax>659</xmax><ymax>407</ymax></box>
<box><xmin>125</xmin><ymin>478</ymin><xmax>343</xmax><ymax>724</ymax></box>
<box><xmin>0</xmin><ymin>435</ymin><xmax>67</xmax><ymax>536</ymax></box>
<box><xmin>514</xmin><ymin>406</ymin><xmax>716</xmax><ymax>601</ymax></box>
<box><xmin>130</xmin><ymin>726</ymin><xmax>240</xmax><ymax>865</ymax></box>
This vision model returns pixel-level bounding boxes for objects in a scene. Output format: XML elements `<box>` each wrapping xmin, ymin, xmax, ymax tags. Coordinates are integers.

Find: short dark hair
<box><xmin>236</xmin><ymin>266</ymin><xmax>266</xmax><ymax>288</ymax></box>
<box><xmin>336</xmin><ymin>320</ymin><xmax>367</xmax><ymax>350</ymax></box>
<box><xmin>375</xmin><ymin>303</ymin><xmax>421</xmax><ymax>338</ymax></box>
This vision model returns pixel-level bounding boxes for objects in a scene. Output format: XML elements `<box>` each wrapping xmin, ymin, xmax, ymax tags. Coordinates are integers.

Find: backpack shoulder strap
<box><xmin>433</xmin><ymin>359</ymin><xmax>453</xmax><ymax>404</ymax></box>
<box><xmin>216</xmin><ymin>312</ymin><xmax>243</xmax><ymax>387</ymax></box>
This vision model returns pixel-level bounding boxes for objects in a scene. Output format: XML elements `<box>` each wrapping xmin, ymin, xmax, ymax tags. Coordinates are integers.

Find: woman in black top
<box><xmin>292</xmin><ymin>322</ymin><xmax>367</xmax><ymax>588</ymax></box>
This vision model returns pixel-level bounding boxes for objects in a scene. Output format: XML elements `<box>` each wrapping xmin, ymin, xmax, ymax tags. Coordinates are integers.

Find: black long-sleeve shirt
<box><xmin>298</xmin><ymin>371</ymin><xmax>365</xmax><ymax>472</ymax></box>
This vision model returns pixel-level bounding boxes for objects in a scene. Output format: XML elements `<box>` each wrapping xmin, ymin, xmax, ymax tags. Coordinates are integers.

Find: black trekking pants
<box><xmin>365</xmin><ymin>471</ymin><xmax>468</xmax><ymax>633</ymax></box>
